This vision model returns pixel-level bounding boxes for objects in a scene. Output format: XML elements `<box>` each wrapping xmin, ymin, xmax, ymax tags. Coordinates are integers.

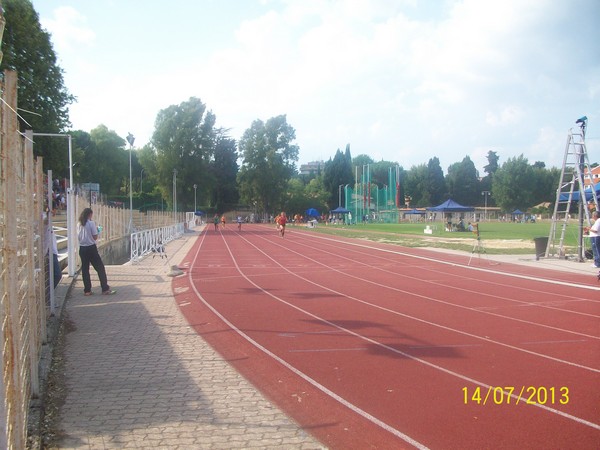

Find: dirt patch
<box><xmin>425</xmin><ymin>237</ymin><xmax>534</xmax><ymax>249</ymax></box>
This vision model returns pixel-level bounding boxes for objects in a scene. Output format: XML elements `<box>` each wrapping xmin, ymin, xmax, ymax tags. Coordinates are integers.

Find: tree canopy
<box><xmin>237</xmin><ymin>115</ymin><xmax>299</xmax><ymax>212</ymax></box>
<box><xmin>446</xmin><ymin>156</ymin><xmax>480</xmax><ymax>205</ymax></box>
<box><xmin>151</xmin><ymin>97</ymin><xmax>216</xmax><ymax>210</ymax></box>
<box><xmin>492</xmin><ymin>155</ymin><xmax>536</xmax><ymax>211</ymax></box>
<box><xmin>323</xmin><ymin>145</ymin><xmax>354</xmax><ymax>209</ymax></box>
<box><xmin>1</xmin><ymin>0</ymin><xmax>75</xmax><ymax>175</ymax></box>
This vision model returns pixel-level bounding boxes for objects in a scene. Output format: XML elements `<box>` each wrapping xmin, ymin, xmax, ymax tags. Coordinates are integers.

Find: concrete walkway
<box><xmin>54</xmin><ymin>230</ymin><xmax>325</xmax><ymax>449</ymax></box>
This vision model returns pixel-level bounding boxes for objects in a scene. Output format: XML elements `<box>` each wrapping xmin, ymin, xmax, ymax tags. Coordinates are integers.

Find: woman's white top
<box><xmin>77</xmin><ymin>220</ymin><xmax>98</xmax><ymax>247</ymax></box>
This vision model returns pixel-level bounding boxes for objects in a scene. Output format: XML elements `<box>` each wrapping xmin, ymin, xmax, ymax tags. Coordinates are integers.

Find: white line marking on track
<box><xmin>288</xmin><ymin>348</ymin><xmax>368</xmax><ymax>353</ymax></box>
<box><xmin>283</xmin><ymin>232</ymin><xmax>600</xmax><ymax>329</ymax></box>
<box><xmin>188</xmin><ymin>229</ymin><xmax>431</xmax><ymax>449</ymax></box>
<box><xmin>226</xmin><ymin>230</ymin><xmax>600</xmax><ymax>430</ymax></box>
<box><xmin>305</xmin><ymin>232</ymin><xmax>600</xmax><ymax>292</ymax></box>
<box><xmin>408</xmin><ymin>344</ymin><xmax>483</xmax><ymax>349</ymax></box>
<box><xmin>520</xmin><ymin>339</ymin><xmax>588</xmax><ymax>345</ymax></box>
<box><xmin>186</xmin><ymin>228</ymin><xmax>600</xmax><ymax>442</ymax></box>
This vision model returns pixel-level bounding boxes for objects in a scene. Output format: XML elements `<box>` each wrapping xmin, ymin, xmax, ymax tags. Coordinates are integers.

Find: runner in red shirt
<box><xmin>278</xmin><ymin>212</ymin><xmax>287</xmax><ymax>238</ymax></box>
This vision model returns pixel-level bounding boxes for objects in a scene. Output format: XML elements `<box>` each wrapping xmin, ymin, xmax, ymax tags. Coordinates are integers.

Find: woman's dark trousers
<box><xmin>79</xmin><ymin>244</ymin><xmax>109</xmax><ymax>293</ymax></box>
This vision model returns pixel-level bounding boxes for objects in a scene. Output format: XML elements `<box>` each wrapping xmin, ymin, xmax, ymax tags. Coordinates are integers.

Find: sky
<box><xmin>33</xmin><ymin>0</ymin><xmax>599</xmax><ymax>174</ymax></box>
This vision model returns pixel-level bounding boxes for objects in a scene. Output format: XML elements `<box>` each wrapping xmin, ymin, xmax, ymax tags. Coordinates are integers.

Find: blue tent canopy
<box><xmin>194</xmin><ymin>211</ymin><xmax>204</xmax><ymax>216</ymax></box>
<box><xmin>512</xmin><ymin>209</ymin><xmax>524</xmax><ymax>215</ymax></box>
<box><xmin>305</xmin><ymin>208</ymin><xmax>320</xmax><ymax>217</ymax></box>
<box><xmin>559</xmin><ymin>183</ymin><xmax>600</xmax><ymax>202</ymax></box>
<box><xmin>405</xmin><ymin>208</ymin><xmax>426</xmax><ymax>215</ymax></box>
<box><xmin>330</xmin><ymin>207</ymin><xmax>351</xmax><ymax>213</ymax></box>
<box><xmin>426</xmin><ymin>199</ymin><xmax>474</xmax><ymax>212</ymax></box>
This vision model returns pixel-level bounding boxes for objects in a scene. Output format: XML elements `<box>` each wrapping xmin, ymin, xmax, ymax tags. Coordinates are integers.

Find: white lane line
<box><xmin>186</xmin><ymin>229</ymin><xmax>600</xmax><ymax>442</ymax></box>
<box><xmin>187</xmin><ymin>232</ymin><xmax>431</xmax><ymax>449</ymax></box>
<box><xmin>521</xmin><ymin>339</ymin><xmax>588</xmax><ymax>345</ymax></box>
<box><xmin>303</xmin><ymin>232</ymin><xmax>600</xmax><ymax>292</ymax></box>
<box><xmin>288</xmin><ymin>348</ymin><xmax>368</xmax><ymax>353</ymax></box>
<box><xmin>260</xmin><ymin>231</ymin><xmax>600</xmax><ymax>337</ymax></box>
<box><xmin>224</xmin><ymin>232</ymin><xmax>600</xmax><ymax>431</ymax></box>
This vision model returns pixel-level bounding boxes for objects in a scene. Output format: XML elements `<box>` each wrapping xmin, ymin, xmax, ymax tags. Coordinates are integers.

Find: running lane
<box><xmin>173</xmin><ymin>224</ymin><xmax>600</xmax><ymax>449</ymax></box>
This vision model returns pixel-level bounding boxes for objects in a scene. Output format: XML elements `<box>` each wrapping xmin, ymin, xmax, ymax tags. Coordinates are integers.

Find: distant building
<box><xmin>583</xmin><ymin>166</ymin><xmax>600</xmax><ymax>186</ymax></box>
<box><xmin>299</xmin><ymin>161</ymin><xmax>324</xmax><ymax>176</ymax></box>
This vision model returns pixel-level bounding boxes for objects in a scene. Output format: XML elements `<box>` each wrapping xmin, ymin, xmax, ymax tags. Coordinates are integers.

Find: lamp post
<box><xmin>126</xmin><ymin>133</ymin><xmax>135</xmax><ymax>233</ymax></box>
<box><xmin>193</xmin><ymin>183</ymin><xmax>197</xmax><ymax>213</ymax></box>
<box><xmin>33</xmin><ymin>132</ymin><xmax>76</xmax><ymax>277</ymax></box>
<box><xmin>140</xmin><ymin>168</ymin><xmax>144</xmax><ymax>193</ymax></box>
<box><xmin>172</xmin><ymin>169</ymin><xmax>178</xmax><ymax>222</ymax></box>
<box><xmin>338</xmin><ymin>184</ymin><xmax>344</xmax><ymax>208</ymax></box>
<box><xmin>481</xmin><ymin>191</ymin><xmax>491</xmax><ymax>221</ymax></box>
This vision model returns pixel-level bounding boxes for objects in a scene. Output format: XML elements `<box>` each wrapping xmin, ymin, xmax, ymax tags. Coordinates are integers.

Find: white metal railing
<box><xmin>130</xmin><ymin>223</ymin><xmax>185</xmax><ymax>262</ymax></box>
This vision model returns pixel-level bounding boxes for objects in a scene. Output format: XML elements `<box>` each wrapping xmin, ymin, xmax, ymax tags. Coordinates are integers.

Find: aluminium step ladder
<box><xmin>546</xmin><ymin>117</ymin><xmax>598</xmax><ymax>259</ymax></box>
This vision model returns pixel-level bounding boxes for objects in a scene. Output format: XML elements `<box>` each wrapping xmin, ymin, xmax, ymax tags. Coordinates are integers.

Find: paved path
<box><xmin>56</xmin><ymin>230</ymin><xmax>325</xmax><ymax>449</ymax></box>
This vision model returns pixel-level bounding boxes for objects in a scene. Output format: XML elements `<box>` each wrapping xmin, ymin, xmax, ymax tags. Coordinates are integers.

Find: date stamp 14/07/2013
<box><xmin>462</xmin><ymin>386</ymin><xmax>569</xmax><ymax>406</ymax></box>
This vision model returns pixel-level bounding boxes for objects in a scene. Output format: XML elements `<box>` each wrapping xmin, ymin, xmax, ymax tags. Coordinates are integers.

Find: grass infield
<box><xmin>297</xmin><ymin>220</ymin><xmax>589</xmax><ymax>255</ymax></box>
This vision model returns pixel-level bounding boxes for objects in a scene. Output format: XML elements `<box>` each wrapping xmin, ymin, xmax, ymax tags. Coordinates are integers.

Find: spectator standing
<box><xmin>77</xmin><ymin>208</ymin><xmax>114</xmax><ymax>296</ymax></box>
<box><xmin>587</xmin><ymin>211</ymin><xmax>600</xmax><ymax>268</ymax></box>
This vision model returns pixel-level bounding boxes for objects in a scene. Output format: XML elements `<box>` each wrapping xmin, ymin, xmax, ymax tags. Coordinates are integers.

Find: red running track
<box><xmin>172</xmin><ymin>224</ymin><xmax>600</xmax><ymax>449</ymax></box>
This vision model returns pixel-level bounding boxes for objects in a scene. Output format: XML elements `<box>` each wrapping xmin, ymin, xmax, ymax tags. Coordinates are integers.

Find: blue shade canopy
<box><xmin>426</xmin><ymin>199</ymin><xmax>474</xmax><ymax>212</ymax></box>
<box><xmin>330</xmin><ymin>207</ymin><xmax>351</xmax><ymax>213</ymax></box>
<box><xmin>305</xmin><ymin>208</ymin><xmax>320</xmax><ymax>217</ymax></box>
<box><xmin>194</xmin><ymin>211</ymin><xmax>204</xmax><ymax>216</ymax></box>
<box><xmin>559</xmin><ymin>183</ymin><xmax>600</xmax><ymax>202</ymax></box>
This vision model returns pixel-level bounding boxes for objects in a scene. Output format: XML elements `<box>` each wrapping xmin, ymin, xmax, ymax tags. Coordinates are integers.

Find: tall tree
<box><xmin>480</xmin><ymin>151</ymin><xmax>500</xmax><ymax>206</ymax></box>
<box><xmin>446</xmin><ymin>156</ymin><xmax>480</xmax><ymax>205</ymax></box>
<box><xmin>483</xmin><ymin>151</ymin><xmax>500</xmax><ymax>176</ymax></box>
<box><xmin>1</xmin><ymin>0</ymin><xmax>75</xmax><ymax>175</ymax></box>
<box><xmin>72</xmin><ymin>125</ymin><xmax>128</xmax><ymax>196</ymax></box>
<box><xmin>237</xmin><ymin>115</ymin><xmax>299</xmax><ymax>212</ymax></box>
<box><xmin>492</xmin><ymin>155</ymin><xmax>536</xmax><ymax>211</ymax></box>
<box><xmin>530</xmin><ymin>162</ymin><xmax>560</xmax><ymax>207</ymax></box>
<box><xmin>427</xmin><ymin>157</ymin><xmax>446</xmax><ymax>205</ymax></box>
<box><xmin>304</xmin><ymin>176</ymin><xmax>329</xmax><ymax>212</ymax></box>
<box><xmin>404</xmin><ymin>164</ymin><xmax>429</xmax><ymax>207</ymax></box>
<box><xmin>323</xmin><ymin>148</ymin><xmax>354</xmax><ymax>209</ymax></box>
<box><xmin>152</xmin><ymin>97</ymin><xmax>216</xmax><ymax>210</ymax></box>
<box><xmin>353</xmin><ymin>154</ymin><xmax>375</xmax><ymax>168</ymax></box>
<box><xmin>211</xmin><ymin>133</ymin><xmax>239</xmax><ymax>211</ymax></box>
<box><xmin>369</xmin><ymin>160</ymin><xmax>400</xmax><ymax>188</ymax></box>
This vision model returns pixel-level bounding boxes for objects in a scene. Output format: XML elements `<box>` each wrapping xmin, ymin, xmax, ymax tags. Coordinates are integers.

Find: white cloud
<box><xmin>40</xmin><ymin>6</ymin><xmax>95</xmax><ymax>53</ymax></box>
<box><xmin>35</xmin><ymin>0</ymin><xmax>599</xmax><ymax>172</ymax></box>
<box><xmin>486</xmin><ymin>106</ymin><xmax>524</xmax><ymax>127</ymax></box>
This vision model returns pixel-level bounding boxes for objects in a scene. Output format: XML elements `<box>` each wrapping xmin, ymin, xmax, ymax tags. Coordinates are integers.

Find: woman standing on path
<box><xmin>77</xmin><ymin>208</ymin><xmax>115</xmax><ymax>296</ymax></box>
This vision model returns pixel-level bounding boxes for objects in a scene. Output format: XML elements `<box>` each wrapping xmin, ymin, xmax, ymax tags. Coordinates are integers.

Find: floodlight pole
<box><xmin>173</xmin><ymin>169</ymin><xmax>178</xmax><ymax>222</ymax></box>
<box><xmin>193</xmin><ymin>183</ymin><xmax>197</xmax><ymax>214</ymax></box>
<box><xmin>126</xmin><ymin>133</ymin><xmax>135</xmax><ymax>233</ymax></box>
<box><xmin>481</xmin><ymin>191</ymin><xmax>490</xmax><ymax>221</ymax></box>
